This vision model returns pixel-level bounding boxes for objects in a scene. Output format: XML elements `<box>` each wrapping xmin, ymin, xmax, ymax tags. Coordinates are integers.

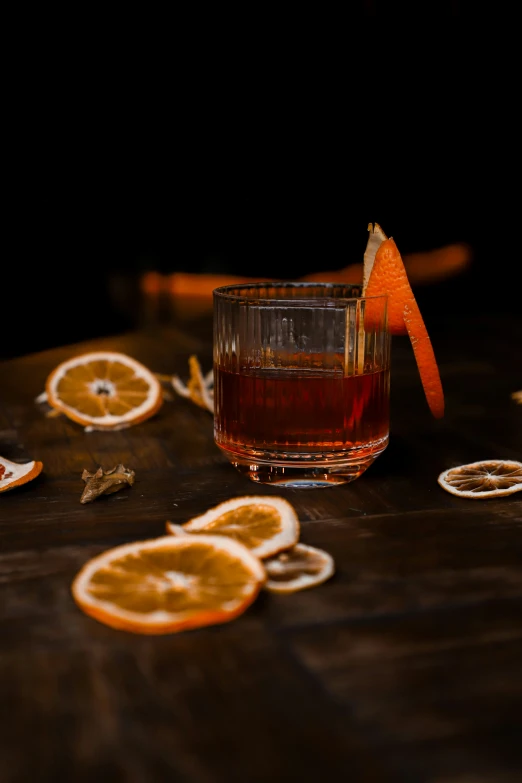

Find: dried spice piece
<box><xmin>363</xmin><ymin>226</ymin><xmax>444</xmax><ymax>418</ymax></box>
<box><xmin>80</xmin><ymin>464</ymin><xmax>136</xmax><ymax>504</ymax></box>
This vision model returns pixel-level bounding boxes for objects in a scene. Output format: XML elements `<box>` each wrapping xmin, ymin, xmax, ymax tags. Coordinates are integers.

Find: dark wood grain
<box><xmin>1</xmin><ymin>313</ymin><xmax>521</xmax><ymax>783</ymax></box>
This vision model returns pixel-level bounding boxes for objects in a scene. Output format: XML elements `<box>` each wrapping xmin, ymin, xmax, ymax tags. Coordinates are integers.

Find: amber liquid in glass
<box><xmin>214</xmin><ymin>365</ymin><xmax>389</xmax><ymax>457</ymax></box>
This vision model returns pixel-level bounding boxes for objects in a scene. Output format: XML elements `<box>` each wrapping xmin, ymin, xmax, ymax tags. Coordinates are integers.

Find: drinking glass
<box><xmin>213</xmin><ymin>282</ymin><xmax>390</xmax><ymax>488</ymax></box>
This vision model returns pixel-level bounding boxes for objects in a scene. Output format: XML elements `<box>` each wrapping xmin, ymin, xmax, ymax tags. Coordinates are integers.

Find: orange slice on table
<box><xmin>363</xmin><ymin>223</ymin><xmax>445</xmax><ymax>419</ymax></box>
<box><xmin>263</xmin><ymin>543</ymin><xmax>335</xmax><ymax>593</ymax></box>
<box><xmin>438</xmin><ymin>459</ymin><xmax>522</xmax><ymax>499</ymax></box>
<box><xmin>71</xmin><ymin>535</ymin><xmax>266</xmax><ymax>634</ymax></box>
<box><xmin>0</xmin><ymin>456</ymin><xmax>43</xmax><ymax>493</ymax></box>
<box><xmin>166</xmin><ymin>495</ymin><xmax>300</xmax><ymax>559</ymax></box>
<box><xmin>45</xmin><ymin>351</ymin><xmax>163</xmax><ymax>430</ymax></box>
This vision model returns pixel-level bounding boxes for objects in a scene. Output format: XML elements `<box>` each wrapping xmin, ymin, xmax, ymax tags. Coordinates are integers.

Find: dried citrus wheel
<box><xmin>263</xmin><ymin>543</ymin><xmax>335</xmax><ymax>593</ymax></box>
<box><xmin>45</xmin><ymin>351</ymin><xmax>163</xmax><ymax>430</ymax></box>
<box><xmin>438</xmin><ymin>459</ymin><xmax>522</xmax><ymax>499</ymax></box>
<box><xmin>166</xmin><ymin>496</ymin><xmax>300</xmax><ymax>559</ymax></box>
<box><xmin>363</xmin><ymin>227</ymin><xmax>444</xmax><ymax>419</ymax></box>
<box><xmin>71</xmin><ymin>535</ymin><xmax>266</xmax><ymax>635</ymax></box>
<box><xmin>0</xmin><ymin>456</ymin><xmax>43</xmax><ymax>493</ymax></box>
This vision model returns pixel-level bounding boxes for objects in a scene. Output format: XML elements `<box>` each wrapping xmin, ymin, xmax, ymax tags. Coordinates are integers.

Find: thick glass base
<box><xmin>217</xmin><ymin>437</ymin><xmax>389</xmax><ymax>488</ymax></box>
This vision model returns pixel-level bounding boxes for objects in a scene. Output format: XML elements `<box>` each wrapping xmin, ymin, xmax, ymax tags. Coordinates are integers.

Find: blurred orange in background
<box><xmin>138</xmin><ymin>241</ymin><xmax>473</xmax><ymax>323</ymax></box>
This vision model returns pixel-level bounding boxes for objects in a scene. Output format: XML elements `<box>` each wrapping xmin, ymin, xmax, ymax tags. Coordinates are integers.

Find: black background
<box><xmin>2</xmin><ymin>38</ymin><xmax>519</xmax><ymax>360</ymax></box>
<box><xmin>3</xmin><ymin>154</ymin><xmax>514</xmax><ymax>362</ymax></box>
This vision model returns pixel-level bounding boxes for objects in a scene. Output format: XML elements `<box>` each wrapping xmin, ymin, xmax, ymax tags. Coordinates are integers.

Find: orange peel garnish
<box><xmin>364</xmin><ymin>227</ymin><xmax>444</xmax><ymax>419</ymax></box>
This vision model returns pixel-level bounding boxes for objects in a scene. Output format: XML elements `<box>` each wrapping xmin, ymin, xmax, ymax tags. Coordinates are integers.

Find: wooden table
<box><xmin>1</xmin><ymin>312</ymin><xmax>521</xmax><ymax>783</ymax></box>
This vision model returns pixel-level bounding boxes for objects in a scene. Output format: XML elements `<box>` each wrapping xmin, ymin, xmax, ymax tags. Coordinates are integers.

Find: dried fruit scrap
<box><xmin>0</xmin><ymin>456</ymin><xmax>43</xmax><ymax>493</ymax></box>
<box><xmin>81</xmin><ymin>464</ymin><xmax>136</xmax><ymax>504</ymax></box>
<box><xmin>171</xmin><ymin>355</ymin><xmax>214</xmax><ymax>413</ymax></box>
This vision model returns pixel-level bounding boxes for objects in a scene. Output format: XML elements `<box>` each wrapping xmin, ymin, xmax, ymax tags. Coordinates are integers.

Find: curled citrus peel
<box><xmin>0</xmin><ymin>456</ymin><xmax>43</xmax><ymax>493</ymax></box>
<box><xmin>363</xmin><ymin>223</ymin><xmax>445</xmax><ymax>419</ymax></box>
<box><xmin>171</xmin><ymin>355</ymin><xmax>214</xmax><ymax>413</ymax></box>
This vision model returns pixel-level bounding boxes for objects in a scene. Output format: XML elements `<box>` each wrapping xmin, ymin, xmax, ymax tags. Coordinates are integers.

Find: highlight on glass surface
<box><xmin>213</xmin><ymin>282</ymin><xmax>390</xmax><ymax>488</ymax></box>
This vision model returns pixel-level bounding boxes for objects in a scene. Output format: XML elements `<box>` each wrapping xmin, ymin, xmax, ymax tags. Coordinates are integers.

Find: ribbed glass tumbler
<box><xmin>213</xmin><ymin>283</ymin><xmax>390</xmax><ymax>488</ymax></box>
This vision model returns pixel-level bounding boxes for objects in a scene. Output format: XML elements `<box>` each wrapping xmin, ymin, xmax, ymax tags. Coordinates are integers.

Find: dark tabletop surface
<box><xmin>1</xmin><ymin>311</ymin><xmax>521</xmax><ymax>783</ymax></box>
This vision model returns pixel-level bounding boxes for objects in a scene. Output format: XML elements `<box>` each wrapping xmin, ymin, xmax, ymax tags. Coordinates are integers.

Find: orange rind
<box><xmin>171</xmin><ymin>355</ymin><xmax>214</xmax><ymax>413</ymax></box>
<box><xmin>0</xmin><ymin>456</ymin><xmax>43</xmax><ymax>493</ymax></box>
<box><xmin>363</xmin><ymin>226</ymin><xmax>445</xmax><ymax>419</ymax></box>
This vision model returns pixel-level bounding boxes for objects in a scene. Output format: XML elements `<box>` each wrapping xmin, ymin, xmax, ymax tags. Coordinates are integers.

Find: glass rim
<box><xmin>212</xmin><ymin>281</ymin><xmax>388</xmax><ymax>305</ymax></box>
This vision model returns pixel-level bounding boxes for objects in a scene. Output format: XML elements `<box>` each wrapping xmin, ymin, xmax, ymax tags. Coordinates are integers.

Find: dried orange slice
<box><xmin>45</xmin><ymin>351</ymin><xmax>163</xmax><ymax>431</ymax></box>
<box><xmin>438</xmin><ymin>460</ymin><xmax>522</xmax><ymax>499</ymax></box>
<box><xmin>363</xmin><ymin>226</ymin><xmax>444</xmax><ymax>419</ymax></box>
<box><xmin>166</xmin><ymin>496</ymin><xmax>300</xmax><ymax>559</ymax></box>
<box><xmin>71</xmin><ymin>534</ymin><xmax>266</xmax><ymax>634</ymax></box>
<box><xmin>264</xmin><ymin>543</ymin><xmax>335</xmax><ymax>593</ymax></box>
<box><xmin>0</xmin><ymin>456</ymin><xmax>43</xmax><ymax>493</ymax></box>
